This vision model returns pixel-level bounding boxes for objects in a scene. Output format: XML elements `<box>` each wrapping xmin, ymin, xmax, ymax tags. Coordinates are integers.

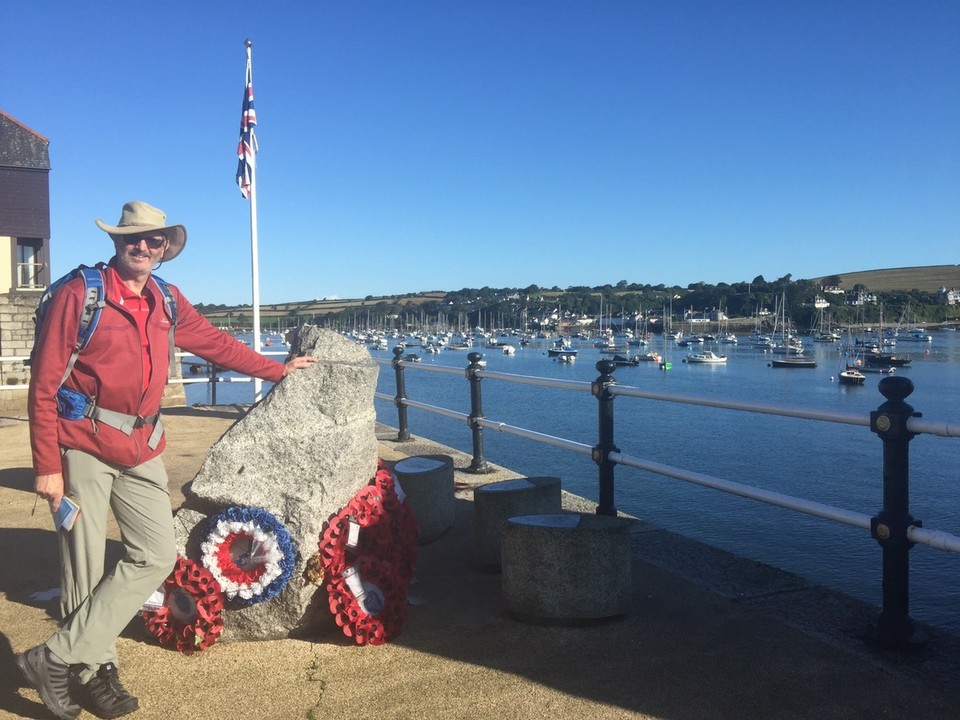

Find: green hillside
<box><xmin>818</xmin><ymin>265</ymin><xmax>960</xmax><ymax>293</ymax></box>
<box><xmin>197</xmin><ymin>265</ymin><xmax>958</xmax><ymax>328</ymax></box>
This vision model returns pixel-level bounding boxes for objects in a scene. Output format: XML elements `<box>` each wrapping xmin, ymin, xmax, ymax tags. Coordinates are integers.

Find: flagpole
<box><xmin>244</xmin><ymin>39</ymin><xmax>263</xmax><ymax>402</ymax></box>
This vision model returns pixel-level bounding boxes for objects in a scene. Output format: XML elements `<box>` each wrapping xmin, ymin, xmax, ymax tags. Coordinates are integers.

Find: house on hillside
<box><xmin>940</xmin><ymin>287</ymin><xmax>960</xmax><ymax>306</ymax></box>
<box><xmin>846</xmin><ymin>290</ymin><xmax>878</xmax><ymax>306</ymax></box>
<box><xmin>0</xmin><ymin>110</ymin><xmax>51</xmax><ymax>411</ymax></box>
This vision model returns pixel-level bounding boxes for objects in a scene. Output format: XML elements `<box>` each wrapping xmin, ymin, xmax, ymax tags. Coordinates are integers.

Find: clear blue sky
<box><xmin>3</xmin><ymin>1</ymin><xmax>958</xmax><ymax>305</ymax></box>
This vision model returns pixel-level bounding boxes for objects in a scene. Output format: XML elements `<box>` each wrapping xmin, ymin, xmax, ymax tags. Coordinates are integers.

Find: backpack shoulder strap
<box><xmin>55</xmin><ymin>266</ymin><xmax>106</xmax><ymax>388</ymax></box>
<box><xmin>150</xmin><ymin>273</ymin><xmax>178</xmax><ymax>379</ymax></box>
<box><xmin>75</xmin><ymin>267</ymin><xmax>106</xmax><ymax>351</ymax></box>
<box><xmin>150</xmin><ymin>274</ymin><xmax>177</xmax><ymax>326</ymax></box>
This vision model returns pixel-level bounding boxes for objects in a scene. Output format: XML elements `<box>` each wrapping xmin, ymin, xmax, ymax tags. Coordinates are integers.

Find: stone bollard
<box><xmin>502</xmin><ymin>513</ymin><xmax>633</xmax><ymax>623</ymax></box>
<box><xmin>392</xmin><ymin>454</ymin><xmax>455</xmax><ymax>544</ymax></box>
<box><xmin>474</xmin><ymin>477</ymin><xmax>562</xmax><ymax>571</ymax></box>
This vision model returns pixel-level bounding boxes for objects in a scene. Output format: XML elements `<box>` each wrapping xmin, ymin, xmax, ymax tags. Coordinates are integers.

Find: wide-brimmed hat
<box><xmin>96</xmin><ymin>201</ymin><xmax>187</xmax><ymax>261</ymax></box>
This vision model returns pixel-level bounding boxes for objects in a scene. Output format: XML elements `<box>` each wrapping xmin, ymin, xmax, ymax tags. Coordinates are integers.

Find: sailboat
<box><xmin>770</xmin><ymin>293</ymin><xmax>816</xmax><ymax>368</ymax></box>
<box><xmin>659</xmin><ymin>302</ymin><xmax>672</xmax><ymax>371</ymax></box>
<box><xmin>863</xmin><ymin>304</ymin><xmax>911</xmax><ymax>368</ymax></box>
<box><xmin>838</xmin><ymin>330</ymin><xmax>866</xmax><ymax>385</ymax></box>
<box><xmin>812</xmin><ymin>304</ymin><xmax>841</xmax><ymax>343</ymax></box>
<box><xmin>771</xmin><ymin>355</ymin><xmax>817</xmax><ymax>368</ymax></box>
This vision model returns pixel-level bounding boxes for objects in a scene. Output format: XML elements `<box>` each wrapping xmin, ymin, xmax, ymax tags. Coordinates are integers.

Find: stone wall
<box><xmin>0</xmin><ymin>291</ymin><xmax>39</xmax><ymax>415</ymax></box>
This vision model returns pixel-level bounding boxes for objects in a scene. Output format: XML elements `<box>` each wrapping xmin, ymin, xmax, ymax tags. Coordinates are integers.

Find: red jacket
<box><xmin>28</xmin><ymin>263</ymin><xmax>285</xmax><ymax>475</ymax></box>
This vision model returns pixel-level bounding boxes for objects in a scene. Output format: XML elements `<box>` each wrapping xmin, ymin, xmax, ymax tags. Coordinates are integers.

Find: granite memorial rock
<box><xmin>176</xmin><ymin>326</ymin><xmax>380</xmax><ymax>641</ymax></box>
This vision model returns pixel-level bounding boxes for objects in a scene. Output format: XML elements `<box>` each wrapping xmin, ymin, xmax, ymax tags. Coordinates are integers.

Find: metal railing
<box><xmin>375</xmin><ymin>347</ymin><xmax>960</xmax><ymax>651</ymax></box>
<box><xmin>0</xmin><ymin>351</ymin><xmax>289</xmax><ymax>401</ymax></box>
<box><xmin>172</xmin><ymin>350</ymin><xmax>288</xmax><ymax>404</ymax></box>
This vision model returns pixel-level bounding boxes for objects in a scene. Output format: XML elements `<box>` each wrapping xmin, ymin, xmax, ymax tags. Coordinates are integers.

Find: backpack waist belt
<box><xmin>56</xmin><ymin>387</ymin><xmax>163</xmax><ymax>450</ymax></box>
<box><xmin>88</xmin><ymin>406</ymin><xmax>164</xmax><ymax>450</ymax></box>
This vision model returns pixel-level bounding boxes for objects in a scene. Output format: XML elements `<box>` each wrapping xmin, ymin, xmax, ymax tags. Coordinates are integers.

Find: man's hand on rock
<box><xmin>283</xmin><ymin>356</ymin><xmax>319</xmax><ymax>376</ymax></box>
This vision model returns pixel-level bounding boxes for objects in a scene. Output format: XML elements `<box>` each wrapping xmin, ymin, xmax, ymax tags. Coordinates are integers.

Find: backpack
<box><xmin>30</xmin><ymin>263</ymin><xmax>178</xmax><ymax>388</ymax></box>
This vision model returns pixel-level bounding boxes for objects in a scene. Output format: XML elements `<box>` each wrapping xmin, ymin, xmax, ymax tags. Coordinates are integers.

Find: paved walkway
<box><xmin>1</xmin><ymin>407</ymin><xmax>958</xmax><ymax>719</ymax></box>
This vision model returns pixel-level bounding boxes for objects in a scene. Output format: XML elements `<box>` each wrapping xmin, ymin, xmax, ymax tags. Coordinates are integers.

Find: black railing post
<box><xmin>592</xmin><ymin>359</ymin><xmax>620</xmax><ymax>517</ymax></box>
<box><xmin>869</xmin><ymin>375</ymin><xmax>924</xmax><ymax>650</ymax></box>
<box><xmin>211</xmin><ymin>364</ymin><xmax>219</xmax><ymax>405</ymax></box>
<box><xmin>465</xmin><ymin>351</ymin><xmax>493</xmax><ymax>473</ymax></box>
<box><xmin>391</xmin><ymin>346</ymin><xmax>411</xmax><ymax>442</ymax></box>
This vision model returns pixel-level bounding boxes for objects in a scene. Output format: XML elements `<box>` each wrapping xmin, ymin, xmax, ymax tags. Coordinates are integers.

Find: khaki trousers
<box><xmin>46</xmin><ymin>448</ymin><xmax>177</xmax><ymax>683</ymax></box>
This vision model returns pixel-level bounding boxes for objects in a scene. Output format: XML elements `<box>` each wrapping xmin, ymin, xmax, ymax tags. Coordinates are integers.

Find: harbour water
<box><xmin>184</xmin><ymin>330</ymin><xmax>960</xmax><ymax>635</ymax></box>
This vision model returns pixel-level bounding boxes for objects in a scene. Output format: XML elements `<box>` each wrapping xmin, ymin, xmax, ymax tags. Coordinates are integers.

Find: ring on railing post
<box><xmin>869</xmin><ymin>375</ymin><xmax>924</xmax><ymax>650</ymax></box>
<box><xmin>464</xmin><ymin>352</ymin><xmax>492</xmax><ymax>473</ymax></box>
<box><xmin>392</xmin><ymin>347</ymin><xmax>411</xmax><ymax>442</ymax></box>
<box><xmin>592</xmin><ymin>360</ymin><xmax>620</xmax><ymax>517</ymax></box>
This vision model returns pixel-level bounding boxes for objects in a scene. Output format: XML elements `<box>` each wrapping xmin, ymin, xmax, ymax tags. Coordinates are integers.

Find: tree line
<box><xmin>195</xmin><ymin>274</ymin><xmax>956</xmax><ymax>332</ymax></box>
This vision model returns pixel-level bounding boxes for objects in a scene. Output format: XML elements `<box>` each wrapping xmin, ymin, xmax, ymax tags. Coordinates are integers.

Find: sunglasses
<box><xmin>122</xmin><ymin>235</ymin><xmax>166</xmax><ymax>250</ymax></box>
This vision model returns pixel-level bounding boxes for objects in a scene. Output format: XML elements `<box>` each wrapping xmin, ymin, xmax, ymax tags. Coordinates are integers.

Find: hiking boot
<box><xmin>80</xmin><ymin>662</ymin><xmax>140</xmax><ymax>719</ymax></box>
<box><xmin>15</xmin><ymin>644</ymin><xmax>81</xmax><ymax>720</ymax></box>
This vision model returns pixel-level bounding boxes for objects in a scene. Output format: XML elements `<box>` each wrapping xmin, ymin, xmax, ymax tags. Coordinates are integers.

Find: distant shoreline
<box><xmin>718</xmin><ymin>318</ymin><xmax>959</xmax><ymax>331</ymax></box>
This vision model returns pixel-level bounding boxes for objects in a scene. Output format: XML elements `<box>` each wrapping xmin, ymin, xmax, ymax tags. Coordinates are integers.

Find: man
<box><xmin>18</xmin><ymin>201</ymin><xmax>316</xmax><ymax>719</ymax></box>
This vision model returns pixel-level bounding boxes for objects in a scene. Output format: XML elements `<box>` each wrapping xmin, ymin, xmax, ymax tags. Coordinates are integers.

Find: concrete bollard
<box><xmin>474</xmin><ymin>477</ymin><xmax>562</xmax><ymax>571</ymax></box>
<box><xmin>502</xmin><ymin>513</ymin><xmax>633</xmax><ymax>623</ymax></box>
<box><xmin>392</xmin><ymin>454</ymin><xmax>455</xmax><ymax>544</ymax></box>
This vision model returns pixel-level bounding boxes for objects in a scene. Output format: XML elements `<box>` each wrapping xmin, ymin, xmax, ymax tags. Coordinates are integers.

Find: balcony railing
<box><xmin>16</xmin><ymin>261</ymin><xmax>45</xmax><ymax>289</ymax></box>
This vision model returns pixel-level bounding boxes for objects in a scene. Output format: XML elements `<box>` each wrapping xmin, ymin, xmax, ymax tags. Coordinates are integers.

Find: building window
<box><xmin>17</xmin><ymin>238</ymin><xmax>45</xmax><ymax>288</ymax></box>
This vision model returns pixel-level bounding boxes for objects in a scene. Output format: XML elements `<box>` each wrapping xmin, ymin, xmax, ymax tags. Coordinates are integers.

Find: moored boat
<box><xmin>547</xmin><ymin>339</ymin><xmax>578</xmax><ymax>359</ymax></box>
<box><xmin>771</xmin><ymin>357</ymin><xmax>817</xmax><ymax>368</ymax></box>
<box><xmin>684</xmin><ymin>350</ymin><xmax>727</xmax><ymax>364</ymax></box>
<box><xmin>899</xmin><ymin>329</ymin><xmax>933</xmax><ymax>343</ymax></box>
<box><xmin>864</xmin><ymin>351</ymin><xmax>911</xmax><ymax>368</ymax></box>
<box><xmin>838</xmin><ymin>367</ymin><xmax>865</xmax><ymax>385</ymax></box>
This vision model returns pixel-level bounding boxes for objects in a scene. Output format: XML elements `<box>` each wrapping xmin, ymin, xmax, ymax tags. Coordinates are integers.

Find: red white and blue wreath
<box><xmin>200</xmin><ymin>506</ymin><xmax>296</xmax><ymax>606</ymax></box>
<box><xmin>142</xmin><ymin>556</ymin><xmax>224</xmax><ymax>654</ymax></box>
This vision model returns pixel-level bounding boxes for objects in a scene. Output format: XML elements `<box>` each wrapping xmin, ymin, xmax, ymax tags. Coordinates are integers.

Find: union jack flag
<box><xmin>236</xmin><ymin>53</ymin><xmax>258</xmax><ymax>198</ymax></box>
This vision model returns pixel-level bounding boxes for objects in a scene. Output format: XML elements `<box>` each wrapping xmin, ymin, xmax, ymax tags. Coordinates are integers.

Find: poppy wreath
<box><xmin>318</xmin><ymin>485</ymin><xmax>388</xmax><ymax>577</ymax></box>
<box><xmin>316</xmin><ymin>462</ymin><xmax>419</xmax><ymax>644</ymax></box>
<box><xmin>200</xmin><ymin>506</ymin><xmax>296</xmax><ymax>607</ymax></box>
<box><xmin>318</xmin><ymin>463</ymin><xmax>418</xmax><ymax>582</ymax></box>
<box><xmin>319</xmin><ymin>509</ymin><xmax>352</xmax><ymax>578</ymax></box>
<box><xmin>372</xmin><ymin>464</ymin><xmax>418</xmax><ymax>583</ymax></box>
<box><xmin>326</xmin><ymin>555</ymin><xmax>409</xmax><ymax>645</ymax></box>
<box><xmin>142</xmin><ymin>555</ymin><xmax>224</xmax><ymax>654</ymax></box>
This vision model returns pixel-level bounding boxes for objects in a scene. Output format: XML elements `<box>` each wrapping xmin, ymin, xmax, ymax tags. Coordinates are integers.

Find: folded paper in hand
<box><xmin>53</xmin><ymin>496</ymin><xmax>80</xmax><ymax>532</ymax></box>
